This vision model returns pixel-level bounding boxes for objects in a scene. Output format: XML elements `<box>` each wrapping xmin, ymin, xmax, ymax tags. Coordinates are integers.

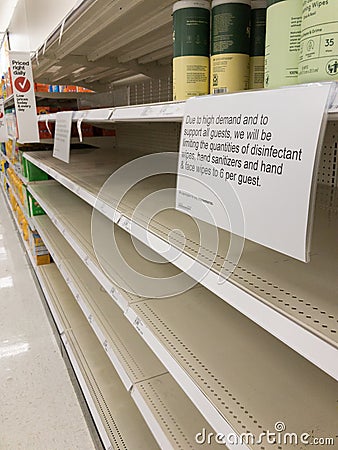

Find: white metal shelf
<box><xmin>37</xmin><ymin>101</ymin><xmax>185</xmax><ymax>123</ymax></box>
<box><xmin>2</xmin><ymin>174</ymin><xmax>213</xmax><ymax>450</ymax></box>
<box><xmin>36</xmin><ymin>93</ymin><xmax>338</xmax><ymax>123</ymax></box>
<box><xmin>25</xmin><ymin>181</ymin><xmax>338</xmax><ymax>449</ymax></box>
<box><xmin>38</xmin><ymin>267</ymin><xmax>160</xmax><ymax>450</ymax></box>
<box><xmin>0</xmin><ymin>186</ymin><xmax>160</xmax><ymax>449</ymax></box>
<box><xmin>28</xmin><ymin>181</ymin><xmax>184</xmax><ymax>307</ymax></box>
<box><xmin>32</xmin><ymin>1</ymin><xmax>175</xmax><ymax>89</ymax></box>
<box><xmin>32</xmin><ymin>213</ymin><xmax>167</xmax><ymax>389</ymax></box>
<box><xmin>32</xmin><ymin>213</ymin><xmax>220</xmax><ymax>450</ymax></box>
<box><xmin>4</xmin><ymin>91</ymin><xmax>94</xmax><ymax>109</ymax></box>
<box><xmin>4</xmin><ymin>94</ymin><xmax>14</xmax><ymax>108</ymax></box>
<box><xmin>24</xmin><ymin>150</ymin><xmax>338</xmax><ymax>381</ymax></box>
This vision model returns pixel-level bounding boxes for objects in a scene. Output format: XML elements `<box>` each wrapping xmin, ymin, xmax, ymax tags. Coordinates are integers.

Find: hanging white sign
<box><xmin>176</xmin><ymin>83</ymin><xmax>333</xmax><ymax>262</ymax></box>
<box><xmin>53</xmin><ymin>111</ymin><xmax>74</xmax><ymax>163</ymax></box>
<box><xmin>9</xmin><ymin>51</ymin><xmax>39</xmax><ymax>143</ymax></box>
<box><xmin>0</xmin><ymin>99</ymin><xmax>8</xmax><ymax>142</ymax></box>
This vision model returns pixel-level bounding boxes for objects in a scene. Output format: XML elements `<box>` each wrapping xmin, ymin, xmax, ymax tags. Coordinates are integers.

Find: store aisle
<box><xmin>0</xmin><ymin>193</ymin><xmax>97</xmax><ymax>450</ymax></box>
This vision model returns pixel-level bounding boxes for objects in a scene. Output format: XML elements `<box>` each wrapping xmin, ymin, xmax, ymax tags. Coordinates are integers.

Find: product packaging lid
<box><xmin>267</xmin><ymin>0</ymin><xmax>284</xmax><ymax>7</ymax></box>
<box><xmin>173</xmin><ymin>0</ymin><xmax>211</xmax><ymax>13</ymax></box>
<box><xmin>251</xmin><ymin>0</ymin><xmax>267</xmax><ymax>8</ymax></box>
<box><xmin>212</xmin><ymin>0</ymin><xmax>251</xmax><ymax>7</ymax></box>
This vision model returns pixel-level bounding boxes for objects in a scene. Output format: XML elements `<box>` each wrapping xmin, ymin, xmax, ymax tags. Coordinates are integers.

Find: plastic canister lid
<box><xmin>267</xmin><ymin>0</ymin><xmax>283</xmax><ymax>7</ymax></box>
<box><xmin>251</xmin><ymin>0</ymin><xmax>267</xmax><ymax>8</ymax></box>
<box><xmin>173</xmin><ymin>0</ymin><xmax>211</xmax><ymax>13</ymax></box>
<box><xmin>212</xmin><ymin>0</ymin><xmax>251</xmax><ymax>7</ymax></box>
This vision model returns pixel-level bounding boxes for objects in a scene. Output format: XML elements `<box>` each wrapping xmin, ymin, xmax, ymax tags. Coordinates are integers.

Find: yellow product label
<box><xmin>299</xmin><ymin>0</ymin><xmax>338</xmax><ymax>82</ymax></box>
<box><xmin>249</xmin><ymin>55</ymin><xmax>265</xmax><ymax>89</ymax></box>
<box><xmin>173</xmin><ymin>56</ymin><xmax>209</xmax><ymax>101</ymax></box>
<box><xmin>265</xmin><ymin>1</ymin><xmax>302</xmax><ymax>88</ymax></box>
<box><xmin>210</xmin><ymin>53</ymin><xmax>249</xmax><ymax>93</ymax></box>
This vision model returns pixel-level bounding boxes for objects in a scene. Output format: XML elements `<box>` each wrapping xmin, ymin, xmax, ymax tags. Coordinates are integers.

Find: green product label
<box><xmin>250</xmin><ymin>8</ymin><xmax>267</xmax><ymax>57</ymax></box>
<box><xmin>173</xmin><ymin>7</ymin><xmax>210</xmax><ymax>57</ymax></box>
<box><xmin>299</xmin><ymin>0</ymin><xmax>338</xmax><ymax>82</ymax></box>
<box><xmin>211</xmin><ymin>3</ymin><xmax>251</xmax><ymax>55</ymax></box>
<box><xmin>265</xmin><ymin>0</ymin><xmax>302</xmax><ymax>88</ymax></box>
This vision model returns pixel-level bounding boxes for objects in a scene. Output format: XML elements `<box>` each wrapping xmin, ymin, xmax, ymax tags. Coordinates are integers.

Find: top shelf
<box><xmin>31</xmin><ymin>1</ymin><xmax>175</xmax><ymax>90</ymax></box>
<box><xmin>4</xmin><ymin>91</ymin><xmax>94</xmax><ymax>109</ymax></box>
<box><xmin>35</xmin><ymin>85</ymin><xmax>338</xmax><ymax>124</ymax></box>
<box><xmin>37</xmin><ymin>100</ymin><xmax>185</xmax><ymax>123</ymax></box>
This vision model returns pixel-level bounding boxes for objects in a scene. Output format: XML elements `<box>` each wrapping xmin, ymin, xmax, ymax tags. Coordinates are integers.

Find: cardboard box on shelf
<box><xmin>26</xmin><ymin>191</ymin><xmax>45</xmax><ymax>217</ymax></box>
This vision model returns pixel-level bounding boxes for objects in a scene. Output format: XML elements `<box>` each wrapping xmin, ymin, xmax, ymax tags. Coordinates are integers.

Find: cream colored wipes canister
<box><xmin>299</xmin><ymin>0</ymin><xmax>338</xmax><ymax>82</ymax></box>
<box><xmin>210</xmin><ymin>0</ymin><xmax>251</xmax><ymax>94</ymax></box>
<box><xmin>264</xmin><ymin>0</ymin><xmax>302</xmax><ymax>88</ymax></box>
<box><xmin>173</xmin><ymin>0</ymin><xmax>211</xmax><ymax>100</ymax></box>
<box><xmin>249</xmin><ymin>0</ymin><xmax>267</xmax><ymax>89</ymax></box>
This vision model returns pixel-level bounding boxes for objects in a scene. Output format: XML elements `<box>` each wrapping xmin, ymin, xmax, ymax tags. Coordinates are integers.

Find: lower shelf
<box><xmin>39</xmin><ymin>264</ymin><xmax>159</xmax><ymax>450</ymax></box>
<box><xmin>32</xmin><ymin>214</ymin><xmax>221</xmax><ymax>450</ymax></box>
<box><xmin>2</xmin><ymin>174</ymin><xmax>226</xmax><ymax>449</ymax></box>
<box><xmin>27</xmin><ymin>184</ymin><xmax>338</xmax><ymax>450</ymax></box>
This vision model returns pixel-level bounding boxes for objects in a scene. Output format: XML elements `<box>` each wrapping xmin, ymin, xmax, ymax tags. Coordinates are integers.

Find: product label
<box><xmin>210</xmin><ymin>53</ymin><xmax>249</xmax><ymax>93</ymax></box>
<box><xmin>250</xmin><ymin>8</ymin><xmax>267</xmax><ymax>57</ymax></box>
<box><xmin>211</xmin><ymin>3</ymin><xmax>251</xmax><ymax>55</ymax></box>
<box><xmin>265</xmin><ymin>0</ymin><xmax>302</xmax><ymax>88</ymax></box>
<box><xmin>9</xmin><ymin>51</ymin><xmax>39</xmax><ymax>143</ymax></box>
<box><xmin>176</xmin><ymin>83</ymin><xmax>333</xmax><ymax>262</ymax></box>
<box><xmin>249</xmin><ymin>56</ymin><xmax>265</xmax><ymax>89</ymax></box>
<box><xmin>173</xmin><ymin>55</ymin><xmax>209</xmax><ymax>100</ymax></box>
<box><xmin>173</xmin><ymin>7</ymin><xmax>210</xmax><ymax>57</ymax></box>
<box><xmin>299</xmin><ymin>0</ymin><xmax>338</xmax><ymax>82</ymax></box>
<box><xmin>0</xmin><ymin>98</ymin><xmax>8</xmax><ymax>142</ymax></box>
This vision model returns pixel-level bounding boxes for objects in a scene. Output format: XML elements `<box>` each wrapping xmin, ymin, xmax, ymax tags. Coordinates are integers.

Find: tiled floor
<box><xmin>0</xmin><ymin>192</ymin><xmax>97</xmax><ymax>450</ymax></box>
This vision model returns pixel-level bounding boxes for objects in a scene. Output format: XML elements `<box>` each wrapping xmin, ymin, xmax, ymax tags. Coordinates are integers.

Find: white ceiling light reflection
<box><xmin>0</xmin><ymin>276</ymin><xmax>13</xmax><ymax>288</ymax></box>
<box><xmin>0</xmin><ymin>246</ymin><xmax>8</xmax><ymax>261</ymax></box>
<box><xmin>0</xmin><ymin>342</ymin><xmax>29</xmax><ymax>359</ymax></box>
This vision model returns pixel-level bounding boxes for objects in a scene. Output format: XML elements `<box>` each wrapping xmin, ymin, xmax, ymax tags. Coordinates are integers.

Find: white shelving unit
<box><xmin>24</xmin><ymin>136</ymin><xmax>338</xmax><ymax>382</ymax></box>
<box><xmin>35</xmin><ymin>98</ymin><xmax>338</xmax><ymax>123</ymax></box>
<box><xmin>1</xmin><ymin>1</ymin><xmax>337</xmax><ymax>447</ymax></box>
<box><xmin>30</xmin><ymin>213</ymin><xmax>221</xmax><ymax>449</ymax></box>
<box><xmin>22</xmin><ymin>180</ymin><xmax>338</xmax><ymax>450</ymax></box>
<box><xmin>1</xmin><ymin>181</ymin><xmax>219</xmax><ymax>450</ymax></box>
